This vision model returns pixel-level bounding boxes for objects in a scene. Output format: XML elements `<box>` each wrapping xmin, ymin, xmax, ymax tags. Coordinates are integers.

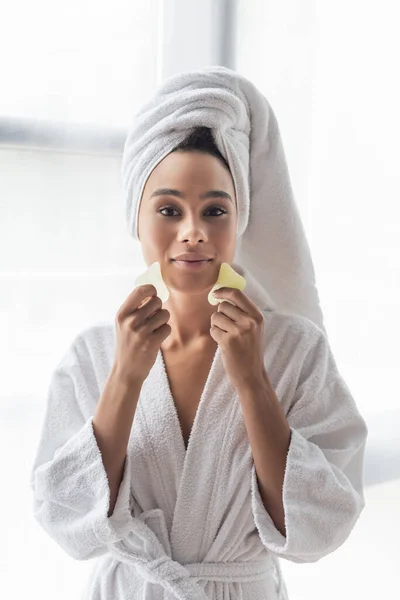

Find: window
<box><xmin>236</xmin><ymin>0</ymin><xmax>400</xmax><ymax>596</ymax></box>
<box><xmin>1</xmin><ymin>2</ymin><xmax>159</xmax><ymax>598</ymax></box>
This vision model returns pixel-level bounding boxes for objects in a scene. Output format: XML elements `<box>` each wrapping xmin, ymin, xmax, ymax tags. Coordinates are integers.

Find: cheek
<box><xmin>217</xmin><ymin>219</ymin><xmax>237</xmax><ymax>240</ymax></box>
<box><xmin>139</xmin><ymin>211</ymin><xmax>158</xmax><ymax>237</ymax></box>
<box><xmin>140</xmin><ymin>216</ymin><xmax>171</xmax><ymax>253</ymax></box>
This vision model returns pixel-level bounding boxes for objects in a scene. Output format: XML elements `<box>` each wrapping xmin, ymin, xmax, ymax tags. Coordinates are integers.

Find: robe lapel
<box><xmin>137</xmin><ymin>344</ymin><xmax>249</xmax><ymax>564</ymax></box>
<box><xmin>167</xmin><ymin>350</ymin><xmax>249</xmax><ymax>565</ymax></box>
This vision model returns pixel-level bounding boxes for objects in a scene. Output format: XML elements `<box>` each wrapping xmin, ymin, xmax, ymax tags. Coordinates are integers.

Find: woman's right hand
<box><xmin>113</xmin><ymin>284</ymin><xmax>171</xmax><ymax>385</ymax></box>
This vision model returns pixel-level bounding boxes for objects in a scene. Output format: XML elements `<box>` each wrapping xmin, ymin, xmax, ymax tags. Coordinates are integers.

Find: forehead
<box><xmin>145</xmin><ymin>151</ymin><xmax>234</xmax><ymax>189</ymax></box>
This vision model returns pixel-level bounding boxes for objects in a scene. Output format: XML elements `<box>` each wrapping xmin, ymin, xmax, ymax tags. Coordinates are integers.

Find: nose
<box><xmin>177</xmin><ymin>213</ymin><xmax>208</xmax><ymax>243</ymax></box>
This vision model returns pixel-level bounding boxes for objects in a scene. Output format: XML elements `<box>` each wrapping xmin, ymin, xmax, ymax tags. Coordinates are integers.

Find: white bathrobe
<box><xmin>30</xmin><ymin>267</ymin><xmax>368</xmax><ymax>600</ymax></box>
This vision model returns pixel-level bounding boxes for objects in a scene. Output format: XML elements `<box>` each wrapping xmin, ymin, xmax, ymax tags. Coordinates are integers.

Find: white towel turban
<box><xmin>121</xmin><ymin>66</ymin><xmax>326</xmax><ymax>334</ymax></box>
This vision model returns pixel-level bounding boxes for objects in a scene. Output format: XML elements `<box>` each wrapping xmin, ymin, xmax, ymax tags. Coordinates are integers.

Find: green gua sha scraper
<box><xmin>134</xmin><ymin>261</ymin><xmax>170</xmax><ymax>306</ymax></box>
<box><xmin>208</xmin><ymin>262</ymin><xmax>246</xmax><ymax>306</ymax></box>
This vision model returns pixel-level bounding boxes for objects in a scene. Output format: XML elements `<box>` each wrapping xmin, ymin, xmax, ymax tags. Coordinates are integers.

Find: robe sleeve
<box><xmin>251</xmin><ymin>323</ymin><xmax>368</xmax><ymax>564</ymax></box>
<box><xmin>29</xmin><ymin>335</ymin><xmax>135</xmax><ymax>561</ymax></box>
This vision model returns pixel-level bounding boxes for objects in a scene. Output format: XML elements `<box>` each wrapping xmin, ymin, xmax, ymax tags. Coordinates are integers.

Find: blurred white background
<box><xmin>1</xmin><ymin>0</ymin><xmax>399</xmax><ymax>598</ymax></box>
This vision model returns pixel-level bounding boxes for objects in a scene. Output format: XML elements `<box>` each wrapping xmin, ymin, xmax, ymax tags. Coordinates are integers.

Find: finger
<box><xmin>211</xmin><ymin>311</ymin><xmax>237</xmax><ymax>333</ymax></box>
<box><xmin>213</xmin><ymin>288</ymin><xmax>254</xmax><ymax>315</ymax></box>
<box><xmin>118</xmin><ymin>284</ymin><xmax>157</xmax><ymax>319</ymax></box>
<box><xmin>128</xmin><ymin>295</ymin><xmax>163</xmax><ymax>324</ymax></box>
<box><xmin>216</xmin><ymin>300</ymin><xmax>242</xmax><ymax>322</ymax></box>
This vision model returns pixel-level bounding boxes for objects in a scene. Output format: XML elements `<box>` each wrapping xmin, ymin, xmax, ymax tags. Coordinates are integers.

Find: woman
<box><xmin>30</xmin><ymin>68</ymin><xmax>368</xmax><ymax>600</ymax></box>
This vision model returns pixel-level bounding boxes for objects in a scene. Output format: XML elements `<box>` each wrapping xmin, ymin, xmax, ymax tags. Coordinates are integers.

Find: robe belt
<box><xmin>107</xmin><ymin>508</ymin><xmax>275</xmax><ymax>600</ymax></box>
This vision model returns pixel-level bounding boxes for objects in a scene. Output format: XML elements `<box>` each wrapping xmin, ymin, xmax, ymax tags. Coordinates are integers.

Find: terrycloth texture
<box><xmin>121</xmin><ymin>65</ymin><xmax>326</xmax><ymax>333</ymax></box>
<box><xmin>30</xmin><ymin>264</ymin><xmax>368</xmax><ymax>600</ymax></box>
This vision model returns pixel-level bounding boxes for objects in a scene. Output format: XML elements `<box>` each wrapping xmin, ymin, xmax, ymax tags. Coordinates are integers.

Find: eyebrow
<box><xmin>149</xmin><ymin>188</ymin><xmax>233</xmax><ymax>203</ymax></box>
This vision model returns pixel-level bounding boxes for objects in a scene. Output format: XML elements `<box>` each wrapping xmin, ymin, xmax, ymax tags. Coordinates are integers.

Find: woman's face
<box><xmin>137</xmin><ymin>150</ymin><xmax>237</xmax><ymax>295</ymax></box>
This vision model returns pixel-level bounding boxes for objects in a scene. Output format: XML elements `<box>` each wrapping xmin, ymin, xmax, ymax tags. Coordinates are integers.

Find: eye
<box><xmin>158</xmin><ymin>206</ymin><xmax>228</xmax><ymax>217</ymax></box>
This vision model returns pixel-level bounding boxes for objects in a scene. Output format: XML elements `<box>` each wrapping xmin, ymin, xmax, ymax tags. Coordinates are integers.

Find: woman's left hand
<box><xmin>210</xmin><ymin>287</ymin><xmax>267</xmax><ymax>390</ymax></box>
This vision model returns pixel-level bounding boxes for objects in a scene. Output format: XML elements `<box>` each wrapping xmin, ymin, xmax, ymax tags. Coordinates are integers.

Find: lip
<box><xmin>172</xmin><ymin>253</ymin><xmax>212</xmax><ymax>261</ymax></box>
<box><xmin>172</xmin><ymin>259</ymin><xmax>212</xmax><ymax>270</ymax></box>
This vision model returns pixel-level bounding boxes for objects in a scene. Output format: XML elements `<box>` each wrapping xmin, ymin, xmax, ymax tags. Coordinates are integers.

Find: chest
<box><xmin>161</xmin><ymin>344</ymin><xmax>217</xmax><ymax>450</ymax></box>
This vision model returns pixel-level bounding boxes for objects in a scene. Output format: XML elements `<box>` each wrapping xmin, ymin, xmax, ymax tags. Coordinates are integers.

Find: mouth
<box><xmin>171</xmin><ymin>259</ymin><xmax>213</xmax><ymax>269</ymax></box>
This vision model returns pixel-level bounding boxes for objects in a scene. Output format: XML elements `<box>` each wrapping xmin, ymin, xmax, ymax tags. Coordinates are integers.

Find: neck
<box><xmin>161</xmin><ymin>290</ymin><xmax>218</xmax><ymax>351</ymax></box>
